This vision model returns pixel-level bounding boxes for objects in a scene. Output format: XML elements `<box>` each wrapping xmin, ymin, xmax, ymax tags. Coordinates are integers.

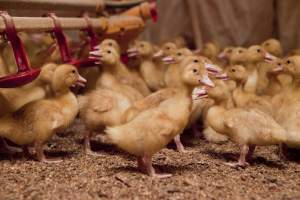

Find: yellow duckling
<box><xmin>0</xmin><ymin>64</ymin><xmax>86</xmax><ymax>162</ymax></box>
<box><xmin>104</xmin><ymin>56</ymin><xmax>214</xmax><ymax>177</ymax></box>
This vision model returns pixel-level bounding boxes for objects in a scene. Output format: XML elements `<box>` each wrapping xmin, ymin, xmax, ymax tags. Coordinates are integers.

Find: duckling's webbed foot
<box><xmin>0</xmin><ymin>138</ymin><xmax>23</xmax><ymax>154</ymax></box>
<box><xmin>225</xmin><ymin>144</ymin><xmax>252</xmax><ymax>168</ymax></box>
<box><xmin>138</xmin><ymin>155</ymin><xmax>172</xmax><ymax>178</ymax></box>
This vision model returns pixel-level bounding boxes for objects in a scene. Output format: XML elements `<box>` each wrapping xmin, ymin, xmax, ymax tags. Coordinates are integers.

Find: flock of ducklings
<box><xmin>1</xmin><ymin>33</ymin><xmax>300</xmax><ymax>178</ymax></box>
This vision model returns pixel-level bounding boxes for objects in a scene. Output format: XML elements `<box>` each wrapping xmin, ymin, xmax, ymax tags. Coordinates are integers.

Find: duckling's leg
<box><xmin>140</xmin><ymin>155</ymin><xmax>172</xmax><ymax>178</ymax></box>
<box><xmin>174</xmin><ymin>135</ymin><xmax>185</xmax><ymax>152</ymax></box>
<box><xmin>278</xmin><ymin>143</ymin><xmax>289</xmax><ymax>160</ymax></box>
<box><xmin>34</xmin><ymin>140</ymin><xmax>62</xmax><ymax>163</ymax></box>
<box><xmin>246</xmin><ymin>145</ymin><xmax>256</xmax><ymax>162</ymax></box>
<box><xmin>0</xmin><ymin>138</ymin><xmax>23</xmax><ymax>154</ymax></box>
<box><xmin>225</xmin><ymin>144</ymin><xmax>250</xmax><ymax>168</ymax></box>
<box><xmin>84</xmin><ymin>130</ymin><xmax>101</xmax><ymax>156</ymax></box>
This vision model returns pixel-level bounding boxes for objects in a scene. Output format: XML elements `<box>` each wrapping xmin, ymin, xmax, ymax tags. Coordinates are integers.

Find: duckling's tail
<box><xmin>104</xmin><ymin>126</ymin><xmax>124</xmax><ymax>146</ymax></box>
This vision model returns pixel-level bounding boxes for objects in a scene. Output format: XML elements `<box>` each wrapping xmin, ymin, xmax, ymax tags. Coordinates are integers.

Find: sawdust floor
<box><xmin>1</xmin><ymin>121</ymin><xmax>300</xmax><ymax>200</ymax></box>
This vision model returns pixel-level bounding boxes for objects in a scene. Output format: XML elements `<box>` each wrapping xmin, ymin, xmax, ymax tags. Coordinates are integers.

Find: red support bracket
<box><xmin>48</xmin><ymin>13</ymin><xmax>98</xmax><ymax>68</ymax></box>
<box><xmin>0</xmin><ymin>11</ymin><xmax>40</xmax><ymax>88</ymax></box>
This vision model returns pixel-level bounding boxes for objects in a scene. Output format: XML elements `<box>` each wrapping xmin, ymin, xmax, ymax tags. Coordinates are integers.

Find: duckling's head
<box><xmin>218</xmin><ymin>46</ymin><xmax>234</xmax><ymax>60</ymax></box>
<box><xmin>262</xmin><ymin>38</ymin><xmax>283</xmax><ymax>57</ymax></box>
<box><xmin>97</xmin><ymin>39</ymin><xmax>120</xmax><ymax>54</ymax></box>
<box><xmin>229</xmin><ymin>47</ymin><xmax>247</xmax><ymax>64</ymax></box>
<box><xmin>283</xmin><ymin>56</ymin><xmax>300</xmax><ymax>78</ymax></box>
<box><xmin>226</xmin><ymin>65</ymin><xmax>248</xmax><ymax>83</ymax></box>
<box><xmin>133</xmin><ymin>41</ymin><xmax>153</xmax><ymax>58</ymax></box>
<box><xmin>207</xmin><ymin>80</ymin><xmax>231</xmax><ymax>101</ymax></box>
<box><xmin>202</xmin><ymin>42</ymin><xmax>220</xmax><ymax>60</ymax></box>
<box><xmin>91</xmin><ymin>46</ymin><xmax>119</xmax><ymax>66</ymax></box>
<box><xmin>179</xmin><ymin>56</ymin><xmax>215</xmax><ymax>88</ymax></box>
<box><xmin>247</xmin><ymin>45</ymin><xmax>266</xmax><ymax>63</ymax></box>
<box><xmin>268</xmin><ymin>59</ymin><xmax>284</xmax><ymax>74</ymax></box>
<box><xmin>153</xmin><ymin>42</ymin><xmax>177</xmax><ymax>58</ymax></box>
<box><xmin>38</xmin><ymin>63</ymin><xmax>58</xmax><ymax>84</ymax></box>
<box><xmin>171</xmin><ymin>36</ymin><xmax>187</xmax><ymax>48</ymax></box>
<box><xmin>51</xmin><ymin>64</ymin><xmax>86</xmax><ymax>93</ymax></box>
<box><xmin>162</xmin><ymin>48</ymin><xmax>193</xmax><ymax>65</ymax></box>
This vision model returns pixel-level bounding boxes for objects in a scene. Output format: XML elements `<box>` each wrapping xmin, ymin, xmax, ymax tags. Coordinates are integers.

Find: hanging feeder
<box><xmin>121</xmin><ymin>2</ymin><xmax>158</xmax><ymax>23</ymax></box>
<box><xmin>0</xmin><ymin>11</ymin><xmax>40</xmax><ymax>88</ymax></box>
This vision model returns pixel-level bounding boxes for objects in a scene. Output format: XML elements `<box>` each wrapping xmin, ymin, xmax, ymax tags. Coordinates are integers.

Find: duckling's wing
<box><xmin>87</xmin><ymin>90</ymin><xmax>114</xmax><ymax>113</ymax></box>
<box><xmin>93</xmin><ymin>96</ymin><xmax>113</xmax><ymax>113</ymax></box>
<box><xmin>225</xmin><ymin>108</ymin><xmax>285</xmax><ymax>144</ymax></box>
<box><xmin>106</xmin><ymin>109</ymin><xmax>175</xmax><ymax>156</ymax></box>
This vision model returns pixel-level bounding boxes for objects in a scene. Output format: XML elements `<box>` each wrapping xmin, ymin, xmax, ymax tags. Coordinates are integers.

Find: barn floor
<box><xmin>1</xmin><ymin>121</ymin><xmax>300</xmax><ymax>200</ymax></box>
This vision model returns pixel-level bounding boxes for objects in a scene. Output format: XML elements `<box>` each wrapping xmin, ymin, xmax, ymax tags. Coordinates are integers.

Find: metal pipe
<box><xmin>0</xmin><ymin>0</ymin><xmax>104</xmax><ymax>12</ymax></box>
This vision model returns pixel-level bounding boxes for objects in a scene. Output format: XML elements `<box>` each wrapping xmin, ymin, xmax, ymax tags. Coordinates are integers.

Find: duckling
<box><xmin>153</xmin><ymin>42</ymin><xmax>177</xmax><ymax>59</ymax></box>
<box><xmin>163</xmin><ymin>48</ymin><xmax>193</xmax><ymax>88</ymax></box>
<box><xmin>218</xmin><ymin>46</ymin><xmax>234</xmax><ymax>66</ymax></box>
<box><xmin>79</xmin><ymin>85</ymin><xmax>136</xmax><ymax>155</ymax></box>
<box><xmin>274</xmin><ymin>56</ymin><xmax>300</xmax><ymax>150</ymax></box>
<box><xmin>0</xmin><ymin>63</ymin><xmax>58</xmax><ymax>117</ymax></box>
<box><xmin>91</xmin><ymin>43</ymin><xmax>151</xmax><ymax>96</ymax></box>
<box><xmin>227</xmin><ymin>65</ymin><xmax>273</xmax><ymax>116</ymax></box>
<box><xmin>104</xmin><ymin>56</ymin><xmax>214</xmax><ymax>177</ymax></box>
<box><xmin>79</xmin><ymin>39</ymin><xmax>120</xmax><ymax>92</ymax></box>
<box><xmin>0</xmin><ymin>64</ymin><xmax>86</xmax><ymax>162</ymax></box>
<box><xmin>246</xmin><ymin>45</ymin><xmax>278</xmax><ymax>95</ymax></box>
<box><xmin>169</xmin><ymin>36</ymin><xmax>187</xmax><ymax>48</ymax></box>
<box><xmin>96</xmin><ymin>39</ymin><xmax>121</xmax><ymax>55</ymax></box>
<box><xmin>202</xmin><ymin>77</ymin><xmax>234</xmax><ymax>143</ymax></box>
<box><xmin>229</xmin><ymin>47</ymin><xmax>248</xmax><ymax>66</ymax></box>
<box><xmin>200</xmin><ymin>42</ymin><xmax>221</xmax><ymax>63</ymax></box>
<box><xmin>162</xmin><ymin>51</ymin><xmax>221</xmax><ymax>143</ymax></box>
<box><xmin>261</xmin><ymin>38</ymin><xmax>283</xmax><ymax>58</ymax></box>
<box><xmin>205</xmin><ymin>80</ymin><xmax>286</xmax><ymax>167</ymax></box>
<box><xmin>128</xmin><ymin>41</ymin><xmax>165</xmax><ymax>91</ymax></box>
<box><xmin>263</xmin><ymin>59</ymin><xmax>288</xmax><ymax>96</ymax></box>
<box><xmin>271</xmin><ymin>57</ymin><xmax>298</xmax><ymax>109</ymax></box>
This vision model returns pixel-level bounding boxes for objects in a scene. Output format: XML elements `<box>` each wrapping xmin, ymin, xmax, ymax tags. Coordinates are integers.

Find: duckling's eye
<box><xmin>72</xmin><ymin>70</ymin><xmax>76</xmax><ymax>74</ymax></box>
<box><xmin>287</xmin><ymin>60</ymin><xmax>291</xmax><ymax>64</ymax></box>
<box><xmin>277</xmin><ymin>63</ymin><xmax>281</xmax><ymax>66</ymax></box>
<box><xmin>257</xmin><ymin>49</ymin><xmax>261</xmax><ymax>53</ymax></box>
<box><xmin>107</xmin><ymin>50</ymin><xmax>111</xmax><ymax>54</ymax></box>
<box><xmin>177</xmin><ymin>52</ymin><xmax>182</xmax><ymax>56</ymax></box>
<box><xmin>166</xmin><ymin>47</ymin><xmax>170</xmax><ymax>50</ymax></box>
<box><xmin>238</xmin><ymin>50</ymin><xmax>243</xmax><ymax>53</ymax></box>
<box><xmin>193</xmin><ymin>69</ymin><xmax>198</xmax><ymax>73</ymax></box>
<box><xmin>265</xmin><ymin>43</ymin><xmax>269</xmax><ymax>46</ymax></box>
<box><xmin>227</xmin><ymin>49</ymin><xmax>233</xmax><ymax>53</ymax></box>
<box><xmin>231</xmin><ymin>69</ymin><xmax>236</xmax><ymax>72</ymax></box>
<box><xmin>108</xmin><ymin>43</ymin><xmax>112</xmax><ymax>46</ymax></box>
<box><xmin>193</xmin><ymin>59</ymin><xmax>199</xmax><ymax>63</ymax></box>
